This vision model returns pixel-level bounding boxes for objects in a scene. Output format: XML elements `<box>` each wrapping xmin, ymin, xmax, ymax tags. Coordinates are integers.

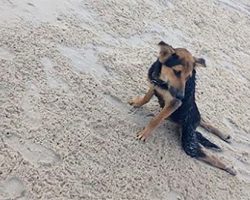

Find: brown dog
<box><xmin>129</xmin><ymin>42</ymin><xmax>202</xmax><ymax>140</ymax></box>
<box><xmin>129</xmin><ymin>41</ymin><xmax>235</xmax><ymax>175</ymax></box>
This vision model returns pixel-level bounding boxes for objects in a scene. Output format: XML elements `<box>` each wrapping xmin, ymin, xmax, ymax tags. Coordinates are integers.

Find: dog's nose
<box><xmin>169</xmin><ymin>86</ymin><xmax>184</xmax><ymax>100</ymax></box>
<box><xmin>175</xmin><ymin>91</ymin><xmax>184</xmax><ymax>100</ymax></box>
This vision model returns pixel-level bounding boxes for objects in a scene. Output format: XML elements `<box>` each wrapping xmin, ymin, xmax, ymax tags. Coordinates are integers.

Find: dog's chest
<box><xmin>153</xmin><ymin>85</ymin><xmax>174</xmax><ymax>105</ymax></box>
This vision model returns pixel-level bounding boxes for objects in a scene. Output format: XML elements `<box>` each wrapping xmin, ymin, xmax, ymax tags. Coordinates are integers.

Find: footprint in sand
<box><xmin>40</xmin><ymin>57</ymin><xmax>69</xmax><ymax>90</ymax></box>
<box><xmin>58</xmin><ymin>45</ymin><xmax>109</xmax><ymax>79</ymax></box>
<box><xmin>2</xmin><ymin>133</ymin><xmax>60</xmax><ymax>167</ymax></box>
<box><xmin>21</xmin><ymin>83</ymin><xmax>41</xmax><ymax>130</ymax></box>
<box><xmin>103</xmin><ymin>93</ymin><xmax>156</xmax><ymax>127</ymax></box>
<box><xmin>0</xmin><ymin>177</ymin><xmax>26</xmax><ymax>199</ymax></box>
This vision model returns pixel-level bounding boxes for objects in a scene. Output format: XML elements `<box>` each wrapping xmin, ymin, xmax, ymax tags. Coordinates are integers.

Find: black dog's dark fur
<box><xmin>148</xmin><ymin>59</ymin><xmax>220</xmax><ymax>158</ymax></box>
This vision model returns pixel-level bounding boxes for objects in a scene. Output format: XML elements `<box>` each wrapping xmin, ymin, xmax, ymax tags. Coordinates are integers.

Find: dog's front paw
<box><xmin>128</xmin><ymin>96</ymin><xmax>143</xmax><ymax>108</ymax></box>
<box><xmin>136</xmin><ymin>129</ymin><xmax>151</xmax><ymax>141</ymax></box>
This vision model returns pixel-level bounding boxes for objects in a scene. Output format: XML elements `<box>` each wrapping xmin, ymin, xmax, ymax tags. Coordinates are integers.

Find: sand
<box><xmin>0</xmin><ymin>0</ymin><xmax>250</xmax><ymax>199</ymax></box>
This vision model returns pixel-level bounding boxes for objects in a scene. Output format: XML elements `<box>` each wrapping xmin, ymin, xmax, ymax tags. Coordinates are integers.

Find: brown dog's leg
<box><xmin>137</xmin><ymin>99</ymin><xmax>182</xmax><ymax>141</ymax></box>
<box><xmin>200</xmin><ymin>119</ymin><xmax>231</xmax><ymax>143</ymax></box>
<box><xmin>128</xmin><ymin>86</ymin><xmax>154</xmax><ymax>108</ymax></box>
<box><xmin>198</xmin><ymin>150</ymin><xmax>236</xmax><ymax>175</ymax></box>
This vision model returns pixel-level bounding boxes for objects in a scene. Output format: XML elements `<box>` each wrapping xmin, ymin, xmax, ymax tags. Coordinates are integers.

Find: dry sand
<box><xmin>0</xmin><ymin>0</ymin><xmax>250</xmax><ymax>199</ymax></box>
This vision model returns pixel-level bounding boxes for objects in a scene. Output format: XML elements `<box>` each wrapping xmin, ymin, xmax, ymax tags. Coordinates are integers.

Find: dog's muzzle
<box><xmin>169</xmin><ymin>86</ymin><xmax>185</xmax><ymax>100</ymax></box>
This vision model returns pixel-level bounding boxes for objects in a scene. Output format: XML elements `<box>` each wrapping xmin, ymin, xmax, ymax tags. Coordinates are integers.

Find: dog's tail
<box><xmin>181</xmin><ymin>124</ymin><xmax>236</xmax><ymax>175</ymax></box>
<box><xmin>196</xmin><ymin>131</ymin><xmax>221</xmax><ymax>151</ymax></box>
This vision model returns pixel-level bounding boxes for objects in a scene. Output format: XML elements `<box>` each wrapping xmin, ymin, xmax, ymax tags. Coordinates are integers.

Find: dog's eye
<box><xmin>173</xmin><ymin>70</ymin><xmax>181</xmax><ymax>78</ymax></box>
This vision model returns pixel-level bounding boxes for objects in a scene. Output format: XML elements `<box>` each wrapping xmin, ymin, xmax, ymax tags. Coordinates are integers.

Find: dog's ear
<box><xmin>158</xmin><ymin>41</ymin><xmax>175</xmax><ymax>63</ymax></box>
<box><xmin>194</xmin><ymin>57</ymin><xmax>206</xmax><ymax>67</ymax></box>
<box><xmin>158</xmin><ymin>41</ymin><xmax>168</xmax><ymax>46</ymax></box>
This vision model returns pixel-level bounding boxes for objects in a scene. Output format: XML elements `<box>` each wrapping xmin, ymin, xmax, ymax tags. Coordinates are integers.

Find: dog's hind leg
<box><xmin>128</xmin><ymin>85</ymin><xmax>154</xmax><ymax>108</ymax></box>
<box><xmin>200</xmin><ymin>119</ymin><xmax>231</xmax><ymax>143</ymax></box>
<box><xmin>182</xmin><ymin>125</ymin><xmax>235</xmax><ymax>175</ymax></box>
<box><xmin>198</xmin><ymin>149</ymin><xmax>236</xmax><ymax>175</ymax></box>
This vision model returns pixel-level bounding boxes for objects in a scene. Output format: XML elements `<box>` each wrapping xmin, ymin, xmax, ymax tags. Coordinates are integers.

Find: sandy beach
<box><xmin>0</xmin><ymin>0</ymin><xmax>250</xmax><ymax>199</ymax></box>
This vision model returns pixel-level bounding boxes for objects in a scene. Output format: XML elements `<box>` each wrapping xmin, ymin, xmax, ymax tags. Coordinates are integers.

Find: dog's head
<box><xmin>158</xmin><ymin>41</ymin><xmax>206</xmax><ymax>99</ymax></box>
